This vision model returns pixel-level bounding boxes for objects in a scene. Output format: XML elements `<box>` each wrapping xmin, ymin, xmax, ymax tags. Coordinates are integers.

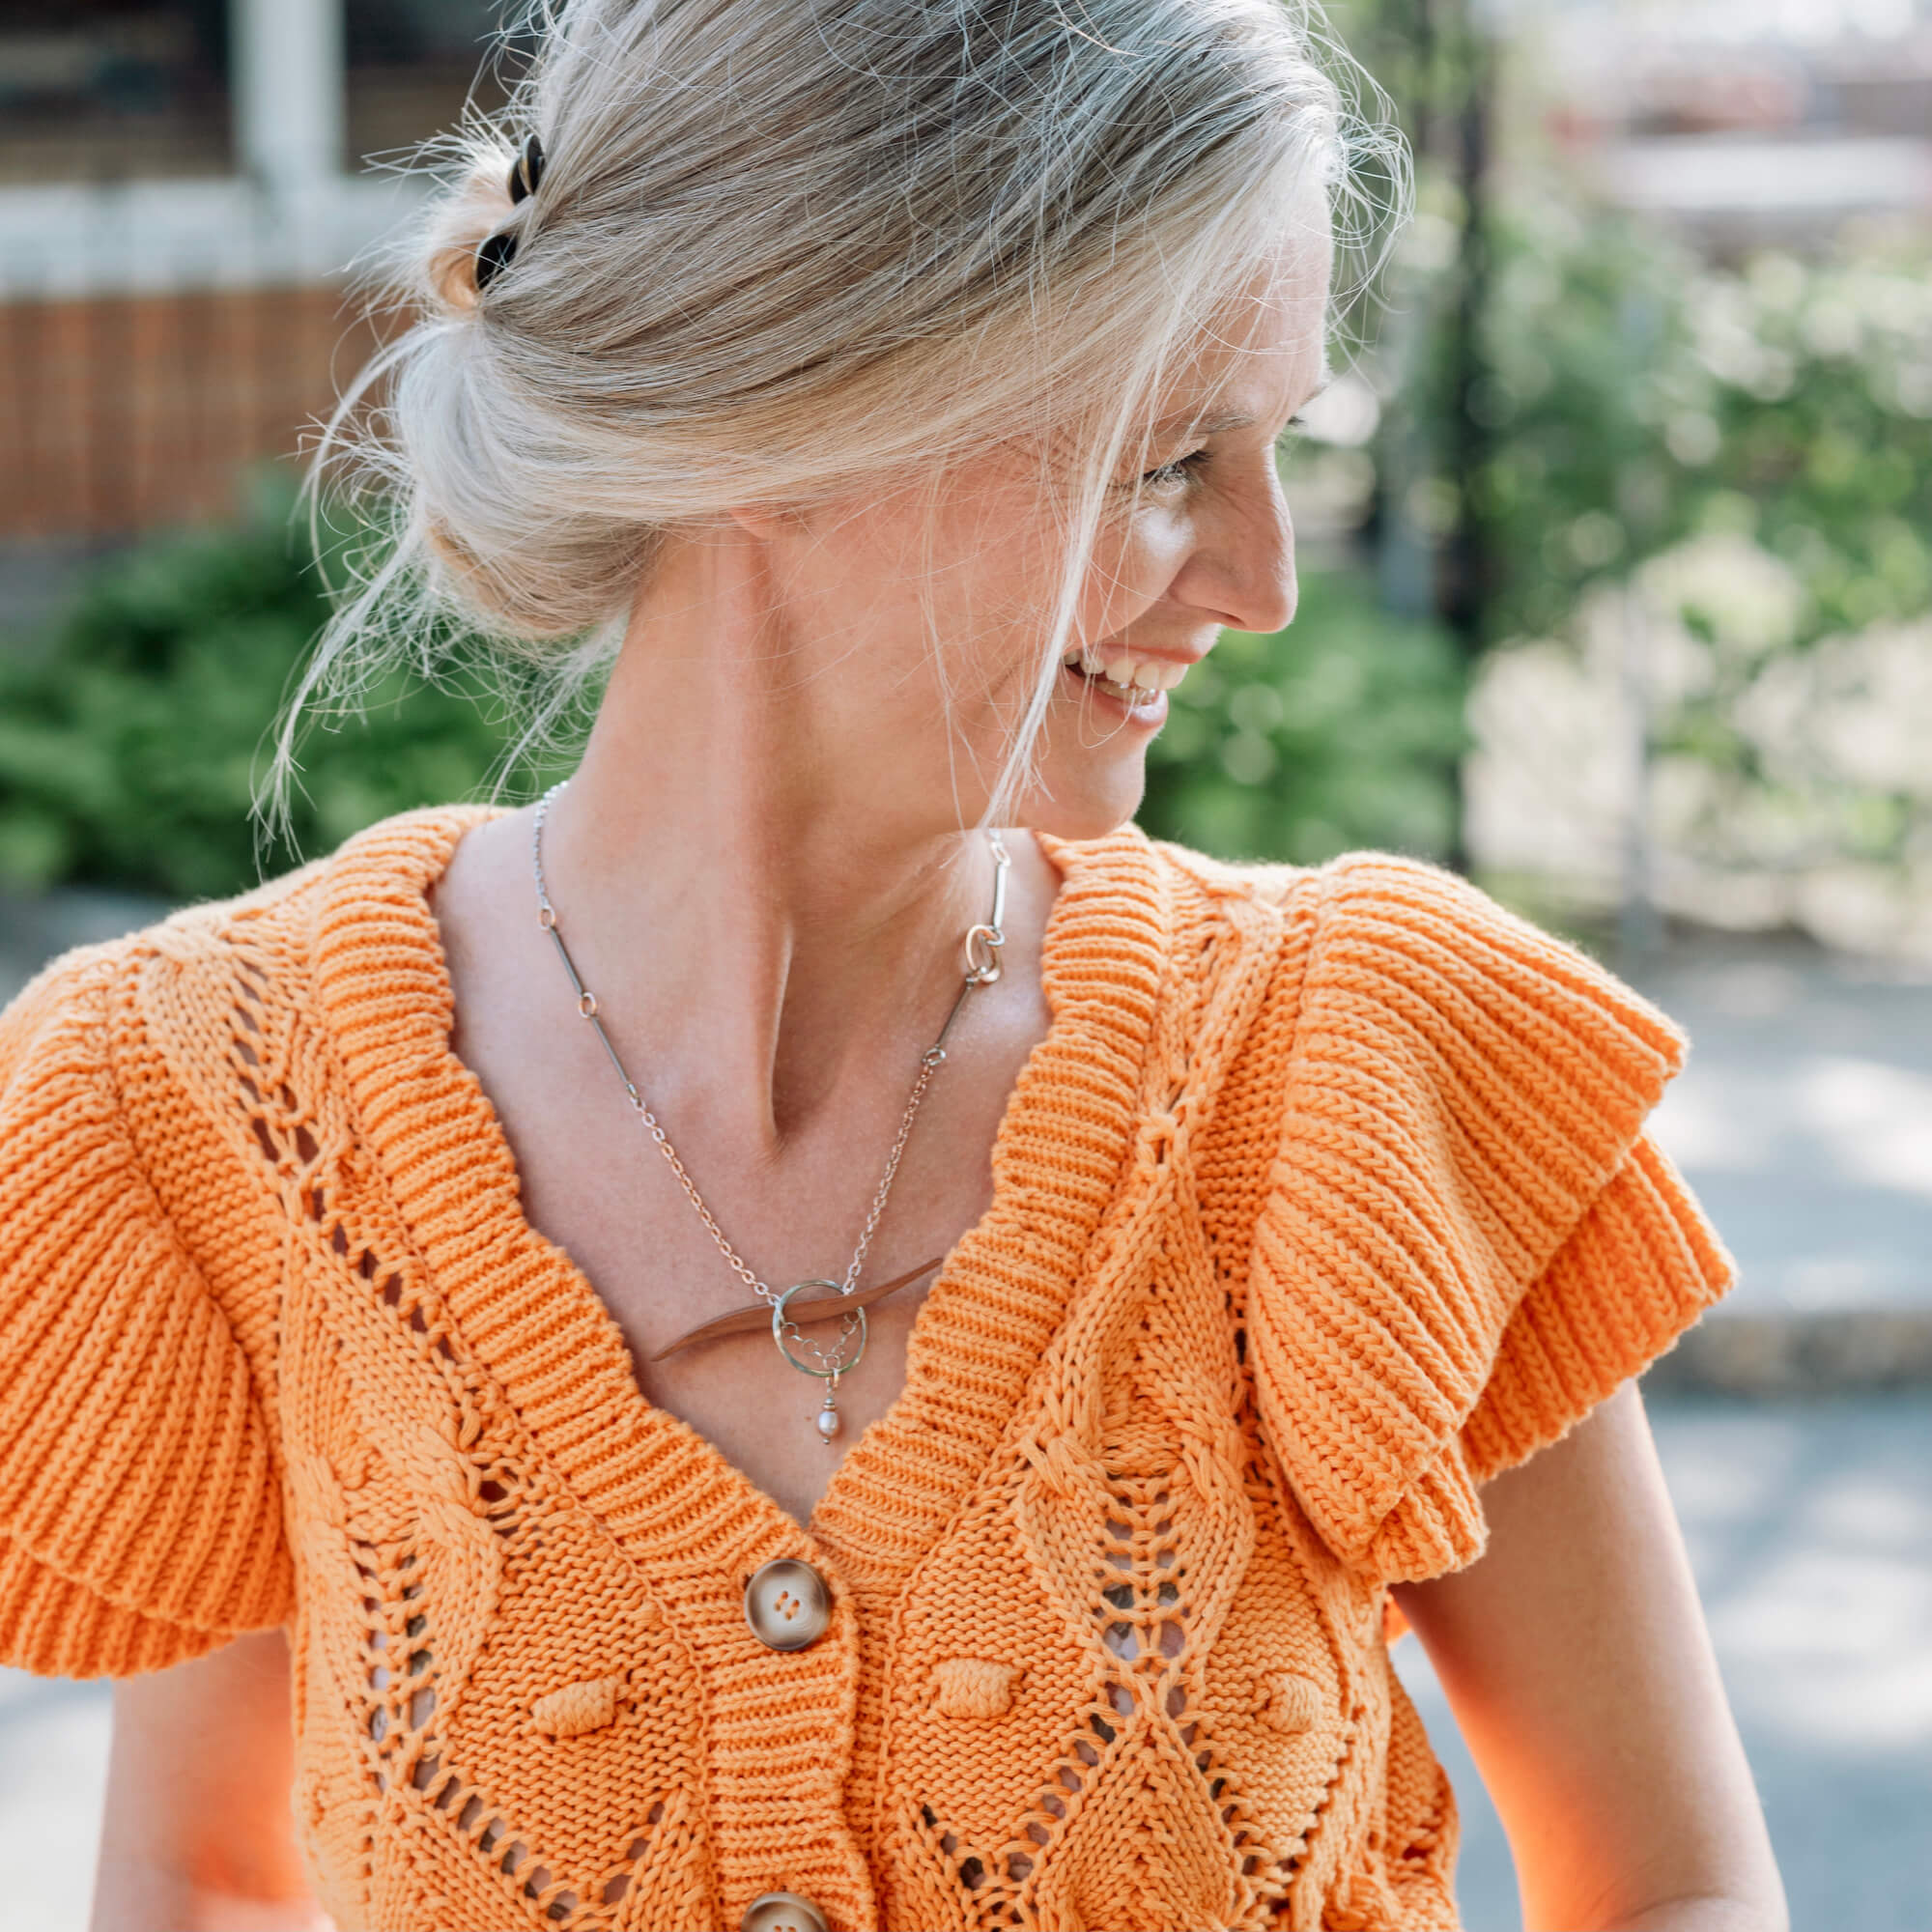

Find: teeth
<box><xmin>1067</xmin><ymin>646</ymin><xmax>1188</xmax><ymax>696</ymax></box>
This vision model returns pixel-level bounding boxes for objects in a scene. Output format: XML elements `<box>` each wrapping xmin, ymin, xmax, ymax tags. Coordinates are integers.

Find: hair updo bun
<box><xmin>424</xmin><ymin>155</ymin><xmax>522</xmax><ymax>315</ymax></box>
<box><xmin>263</xmin><ymin>0</ymin><xmax>1405</xmax><ymax>847</ymax></box>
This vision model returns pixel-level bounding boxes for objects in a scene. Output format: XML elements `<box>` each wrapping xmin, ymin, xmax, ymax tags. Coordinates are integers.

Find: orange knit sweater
<box><xmin>0</xmin><ymin>804</ymin><xmax>1735</xmax><ymax>1932</ymax></box>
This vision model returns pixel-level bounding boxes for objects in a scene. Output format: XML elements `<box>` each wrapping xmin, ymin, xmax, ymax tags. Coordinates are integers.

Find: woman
<box><xmin>0</xmin><ymin>3</ymin><xmax>1785</xmax><ymax>1929</ymax></box>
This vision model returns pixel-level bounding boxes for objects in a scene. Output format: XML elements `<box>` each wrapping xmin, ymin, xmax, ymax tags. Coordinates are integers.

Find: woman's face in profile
<box><xmin>753</xmin><ymin>231</ymin><xmax>1333</xmax><ymax>840</ymax></box>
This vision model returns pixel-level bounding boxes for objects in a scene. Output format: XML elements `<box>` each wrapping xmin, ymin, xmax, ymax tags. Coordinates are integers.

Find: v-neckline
<box><xmin>311</xmin><ymin>802</ymin><xmax>1170</xmax><ymax>1593</ymax></box>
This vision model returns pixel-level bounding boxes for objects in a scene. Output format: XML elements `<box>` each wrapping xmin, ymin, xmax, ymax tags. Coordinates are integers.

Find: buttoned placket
<box><xmin>731</xmin><ymin>1551</ymin><xmax>843</xmax><ymax>1931</ymax></box>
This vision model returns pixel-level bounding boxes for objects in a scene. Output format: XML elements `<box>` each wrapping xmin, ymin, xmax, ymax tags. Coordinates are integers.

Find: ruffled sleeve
<box><xmin>1245</xmin><ymin>854</ymin><xmax>1736</xmax><ymax>1587</ymax></box>
<box><xmin>0</xmin><ymin>941</ymin><xmax>293</xmax><ymax>1677</ymax></box>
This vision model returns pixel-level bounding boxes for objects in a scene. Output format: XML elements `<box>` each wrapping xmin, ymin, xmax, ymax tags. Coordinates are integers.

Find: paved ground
<box><xmin>1628</xmin><ymin>929</ymin><xmax>1932</xmax><ymax>1322</ymax></box>
<box><xmin>0</xmin><ymin>883</ymin><xmax>177</xmax><ymax>1008</ymax></box>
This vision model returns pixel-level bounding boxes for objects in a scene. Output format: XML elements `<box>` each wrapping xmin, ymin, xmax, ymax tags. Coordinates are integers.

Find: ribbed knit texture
<box><xmin>0</xmin><ymin>805</ymin><xmax>1735</xmax><ymax>1932</ymax></box>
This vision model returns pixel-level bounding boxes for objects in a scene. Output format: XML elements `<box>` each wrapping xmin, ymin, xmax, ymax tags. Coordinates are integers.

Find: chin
<box><xmin>1010</xmin><ymin>752</ymin><xmax>1149</xmax><ymax>843</ymax></box>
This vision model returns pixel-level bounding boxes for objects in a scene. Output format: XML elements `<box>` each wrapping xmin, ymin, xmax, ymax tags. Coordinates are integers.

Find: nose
<box><xmin>1173</xmin><ymin>456</ymin><xmax>1298</xmax><ymax>638</ymax></box>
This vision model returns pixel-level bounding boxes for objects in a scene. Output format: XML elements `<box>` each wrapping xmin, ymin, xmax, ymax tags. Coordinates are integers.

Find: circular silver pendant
<box><xmin>771</xmin><ymin>1279</ymin><xmax>867</xmax><ymax>1378</ymax></box>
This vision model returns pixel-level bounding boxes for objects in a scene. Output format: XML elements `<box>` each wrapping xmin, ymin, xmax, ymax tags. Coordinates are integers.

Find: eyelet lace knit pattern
<box><xmin>0</xmin><ymin>805</ymin><xmax>1735</xmax><ymax>1932</ymax></box>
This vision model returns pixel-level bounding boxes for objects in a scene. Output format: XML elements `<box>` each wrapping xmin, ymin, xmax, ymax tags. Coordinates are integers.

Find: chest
<box><xmin>437</xmin><ymin>925</ymin><xmax>1051</xmax><ymax>1538</ymax></box>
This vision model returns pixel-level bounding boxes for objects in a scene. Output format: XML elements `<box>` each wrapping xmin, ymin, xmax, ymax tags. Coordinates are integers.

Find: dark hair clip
<box><xmin>474</xmin><ymin>228</ymin><xmax>519</xmax><ymax>293</ymax></box>
<box><xmin>509</xmin><ymin>132</ymin><xmax>546</xmax><ymax>204</ymax></box>
<box><xmin>475</xmin><ymin>135</ymin><xmax>547</xmax><ymax>295</ymax></box>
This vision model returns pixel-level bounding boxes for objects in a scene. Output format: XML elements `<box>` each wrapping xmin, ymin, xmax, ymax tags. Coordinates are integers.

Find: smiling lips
<box><xmin>1061</xmin><ymin>644</ymin><xmax>1193</xmax><ymax>708</ymax></box>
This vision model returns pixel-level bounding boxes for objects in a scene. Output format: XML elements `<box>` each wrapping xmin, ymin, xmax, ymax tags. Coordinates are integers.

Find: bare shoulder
<box><xmin>424</xmin><ymin>801</ymin><xmax>536</xmax><ymax>959</ymax></box>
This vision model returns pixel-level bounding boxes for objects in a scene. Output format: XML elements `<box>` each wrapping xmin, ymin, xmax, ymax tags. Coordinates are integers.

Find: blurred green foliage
<box><xmin>1460</xmin><ymin>202</ymin><xmax>1932</xmax><ymax>651</ymax></box>
<box><xmin>1324</xmin><ymin>0</ymin><xmax>1932</xmax><ymax>667</ymax></box>
<box><xmin>1436</xmin><ymin>203</ymin><xmax>1932</xmax><ymax>917</ymax></box>
<box><xmin>0</xmin><ymin>504</ymin><xmax>576</xmax><ymax>901</ymax></box>
<box><xmin>0</xmin><ymin>504</ymin><xmax>1466</xmax><ymax>901</ymax></box>
<box><xmin>1138</xmin><ymin>568</ymin><xmax>1467</xmax><ymax>864</ymax></box>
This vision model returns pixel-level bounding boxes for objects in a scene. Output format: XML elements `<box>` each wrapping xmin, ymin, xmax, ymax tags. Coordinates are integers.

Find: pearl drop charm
<box><xmin>815</xmin><ymin>1397</ymin><xmax>842</xmax><ymax>1441</ymax></box>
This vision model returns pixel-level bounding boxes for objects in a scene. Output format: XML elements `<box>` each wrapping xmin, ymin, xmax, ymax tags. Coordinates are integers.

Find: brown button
<box><xmin>739</xmin><ymin>1889</ymin><xmax>830</xmax><ymax>1932</ymax></box>
<box><xmin>742</xmin><ymin>1557</ymin><xmax>831</xmax><ymax>1651</ymax></box>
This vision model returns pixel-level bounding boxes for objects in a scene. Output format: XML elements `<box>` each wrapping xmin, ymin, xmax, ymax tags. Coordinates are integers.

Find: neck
<box><xmin>530</xmin><ymin>529</ymin><xmax>1010</xmax><ymax>1159</ymax></box>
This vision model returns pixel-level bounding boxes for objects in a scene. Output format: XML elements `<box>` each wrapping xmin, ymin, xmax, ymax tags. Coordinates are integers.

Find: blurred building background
<box><xmin>0</xmin><ymin>0</ymin><xmax>492</xmax><ymax>618</ymax></box>
<box><xmin>1</xmin><ymin>2</ymin><xmax>1929</xmax><ymax>1929</ymax></box>
<box><xmin>4</xmin><ymin>0</ymin><xmax>1931</xmax><ymax>952</ymax></box>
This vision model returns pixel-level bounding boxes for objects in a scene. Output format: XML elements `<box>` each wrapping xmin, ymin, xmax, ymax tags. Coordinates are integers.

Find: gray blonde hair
<box><xmin>260</xmin><ymin>0</ymin><xmax>1405</xmax><ymax>850</ymax></box>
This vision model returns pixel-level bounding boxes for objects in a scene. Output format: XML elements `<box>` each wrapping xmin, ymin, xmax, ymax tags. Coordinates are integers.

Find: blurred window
<box><xmin>0</xmin><ymin>0</ymin><xmax>230</xmax><ymax>185</ymax></box>
<box><xmin>345</xmin><ymin>0</ymin><xmax>511</xmax><ymax>170</ymax></box>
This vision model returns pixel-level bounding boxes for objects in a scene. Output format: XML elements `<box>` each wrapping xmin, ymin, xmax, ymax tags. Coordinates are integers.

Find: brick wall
<box><xmin>3</xmin><ymin>285</ymin><xmax>383</xmax><ymax>540</ymax></box>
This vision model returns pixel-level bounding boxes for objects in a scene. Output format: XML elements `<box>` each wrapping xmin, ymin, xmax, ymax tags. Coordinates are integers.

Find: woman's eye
<box><xmin>1140</xmin><ymin>448</ymin><xmax>1209</xmax><ymax>491</ymax></box>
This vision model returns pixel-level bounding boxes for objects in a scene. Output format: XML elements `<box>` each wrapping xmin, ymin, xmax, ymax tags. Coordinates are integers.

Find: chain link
<box><xmin>530</xmin><ymin>779</ymin><xmax>1009</xmax><ymax>1308</ymax></box>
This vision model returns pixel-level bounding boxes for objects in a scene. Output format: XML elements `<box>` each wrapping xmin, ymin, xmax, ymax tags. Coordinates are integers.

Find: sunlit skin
<box><xmin>94</xmin><ymin>219</ymin><xmax>1784</xmax><ymax>1931</ymax></box>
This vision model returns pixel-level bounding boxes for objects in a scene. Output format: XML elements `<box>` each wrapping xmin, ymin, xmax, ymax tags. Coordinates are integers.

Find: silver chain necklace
<box><xmin>530</xmin><ymin>778</ymin><xmax>1010</xmax><ymax>1442</ymax></box>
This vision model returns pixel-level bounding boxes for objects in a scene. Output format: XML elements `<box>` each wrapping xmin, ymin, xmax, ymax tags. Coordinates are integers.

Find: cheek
<box><xmin>986</xmin><ymin>509</ymin><xmax>1190</xmax><ymax>671</ymax></box>
<box><xmin>1086</xmin><ymin>509</ymin><xmax>1191</xmax><ymax>628</ymax></box>
<box><xmin>808</xmin><ymin>480</ymin><xmax>1189</xmax><ymax>710</ymax></box>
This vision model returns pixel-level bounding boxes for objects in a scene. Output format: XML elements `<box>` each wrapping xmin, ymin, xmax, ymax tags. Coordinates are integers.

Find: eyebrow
<box><xmin>1152</xmin><ymin>356</ymin><xmax>1338</xmax><ymax>440</ymax></box>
